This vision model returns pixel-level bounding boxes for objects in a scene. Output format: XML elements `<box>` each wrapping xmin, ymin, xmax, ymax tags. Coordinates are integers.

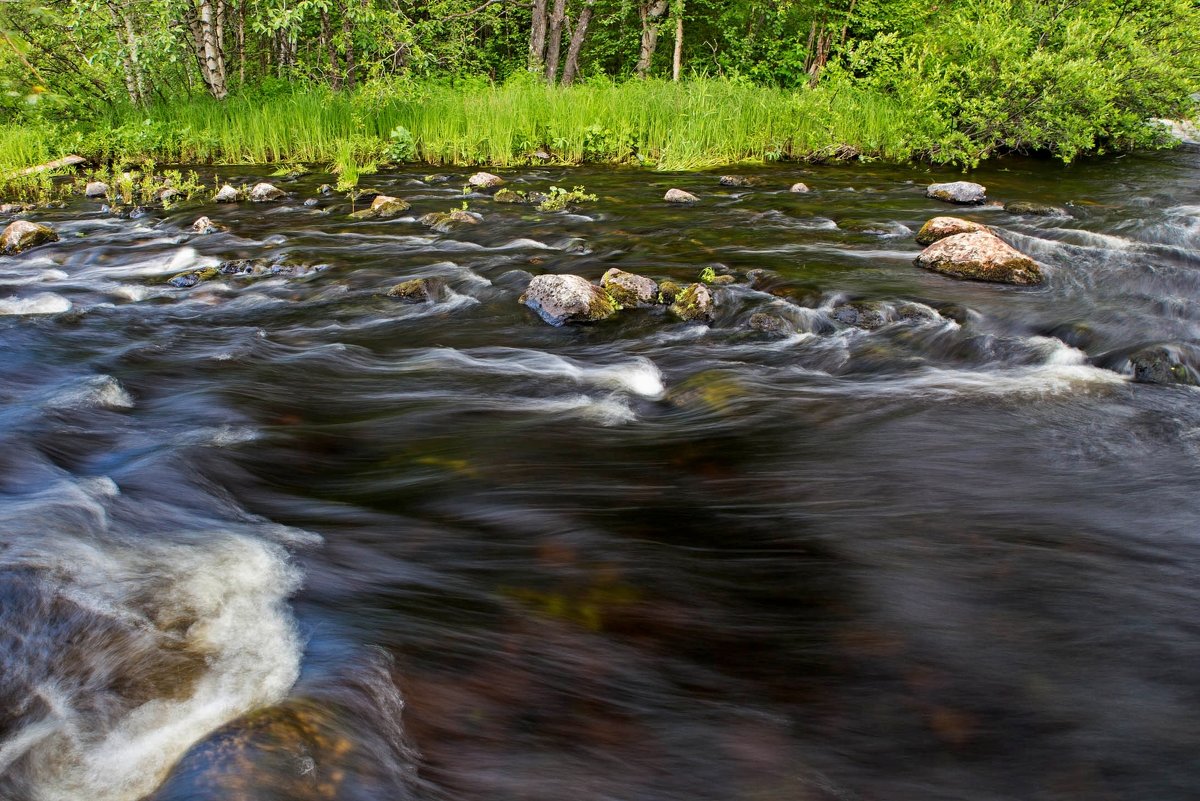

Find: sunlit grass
<box><xmin>0</xmin><ymin>78</ymin><xmax>915</xmax><ymax>175</ymax></box>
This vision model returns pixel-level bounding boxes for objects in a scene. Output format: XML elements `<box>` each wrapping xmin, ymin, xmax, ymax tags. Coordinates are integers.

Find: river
<box><xmin>2</xmin><ymin>149</ymin><xmax>1199</xmax><ymax>801</ymax></box>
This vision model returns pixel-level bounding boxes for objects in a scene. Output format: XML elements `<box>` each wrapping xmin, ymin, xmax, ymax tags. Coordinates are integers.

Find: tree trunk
<box><xmin>672</xmin><ymin>10</ymin><xmax>683</xmax><ymax>81</ymax></box>
<box><xmin>181</xmin><ymin>6</ymin><xmax>217</xmax><ymax>96</ymax></box>
<box><xmin>107</xmin><ymin>3</ymin><xmax>144</xmax><ymax>105</ymax></box>
<box><xmin>560</xmin><ymin>0</ymin><xmax>594</xmax><ymax>86</ymax></box>
<box><xmin>543</xmin><ymin>0</ymin><xmax>567</xmax><ymax>82</ymax></box>
<box><xmin>529</xmin><ymin>0</ymin><xmax>549</xmax><ymax>70</ymax></box>
<box><xmin>197</xmin><ymin>0</ymin><xmax>228</xmax><ymax>98</ymax></box>
<box><xmin>635</xmin><ymin>0</ymin><xmax>668</xmax><ymax>77</ymax></box>
<box><xmin>237</xmin><ymin>0</ymin><xmax>245</xmax><ymax>85</ymax></box>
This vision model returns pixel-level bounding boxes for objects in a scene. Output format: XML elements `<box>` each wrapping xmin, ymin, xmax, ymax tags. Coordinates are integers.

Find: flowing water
<box><xmin>2</xmin><ymin>149</ymin><xmax>1200</xmax><ymax>801</ymax></box>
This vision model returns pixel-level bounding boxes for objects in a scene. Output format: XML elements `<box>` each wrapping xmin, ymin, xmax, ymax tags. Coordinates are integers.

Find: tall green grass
<box><xmin>1</xmin><ymin>78</ymin><xmax>915</xmax><ymax>174</ymax></box>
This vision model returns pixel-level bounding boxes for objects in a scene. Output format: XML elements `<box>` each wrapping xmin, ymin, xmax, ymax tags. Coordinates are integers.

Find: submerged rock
<box><xmin>303</xmin><ymin>197</ymin><xmax>320</xmax><ymax>207</ymax></box>
<box><xmin>669</xmin><ymin>282</ymin><xmax>714</xmax><ymax>322</ymax></box>
<box><xmin>790</xmin><ymin>182</ymin><xmax>811</xmax><ymax>193</ymax></box>
<box><xmin>168</xmin><ymin>266</ymin><xmax>220</xmax><ymax>288</ymax></box>
<box><xmin>386</xmin><ymin>277</ymin><xmax>447</xmax><ymax>303</ymax></box>
<box><xmin>832</xmin><ymin>301</ymin><xmax>888</xmax><ymax>330</ymax></box>
<box><xmin>468</xmin><ymin>171</ymin><xmax>505</xmax><ymax>190</ymax></box>
<box><xmin>420</xmin><ymin>209</ymin><xmax>481</xmax><ymax>233</ymax></box>
<box><xmin>915</xmin><ymin>231</ymin><xmax>1042</xmax><ymax>285</ymax></box>
<box><xmin>318</xmin><ymin>183</ymin><xmax>334</xmax><ymax>195</ymax></box>
<box><xmin>249</xmin><ymin>182</ymin><xmax>285</xmax><ymax>202</ymax></box>
<box><xmin>927</xmin><ymin>181</ymin><xmax>987</xmax><ymax>204</ymax></box>
<box><xmin>915</xmin><ymin>216</ymin><xmax>989</xmax><ymax>245</ymax></box>
<box><xmin>1</xmin><ymin>220</ymin><xmax>58</xmax><ymax>254</ymax></box>
<box><xmin>520</xmin><ymin>274</ymin><xmax>620</xmax><ymax>326</ymax></box>
<box><xmin>214</xmin><ymin>184</ymin><xmax>241</xmax><ymax>203</ymax></box>
<box><xmin>84</xmin><ymin>181</ymin><xmax>109</xmax><ymax>198</ymax></box>
<box><xmin>601</xmin><ymin>268</ymin><xmax>658</xmax><ymax>307</ymax></box>
<box><xmin>191</xmin><ymin>216</ymin><xmax>220</xmax><ymax>234</ymax></box>
<box><xmin>349</xmin><ymin>194</ymin><xmax>411</xmax><ymax>220</ymax></box>
<box><xmin>1128</xmin><ymin>346</ymin><xmax>1198</xmax><ymax>386</ymax></box>
<box><xmin>719</xmin><ymin>176</ymin><xmax>762</xmax><ymax>188</ymax></box>
<box><xmin>664</xmin><ymin>188</ymin><xmax>699</xmax><ymax>204</ymax></box>
<box><xmin>493</xmin><ymin>188</ymin><xmax>527</xmax><ymax>204</ymax></box>
<box><xmin>747</xmin><ymin>312</ymin><xmax>794</xmax><ymax>337</ymax></box>
<box><xmin>1004</xmin><ymin>201</ymin><xmax>1068</xmax><ymax>217</ymax></box>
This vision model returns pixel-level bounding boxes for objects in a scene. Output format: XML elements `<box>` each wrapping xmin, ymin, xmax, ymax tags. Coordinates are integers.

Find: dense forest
<box><xmin>0</xmin><ymin>0</ymin><xmax>1198</xmax><ymax>171</ymax></box>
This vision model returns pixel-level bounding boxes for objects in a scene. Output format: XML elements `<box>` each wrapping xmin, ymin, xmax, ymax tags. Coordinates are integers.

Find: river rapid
<box><xmin>1</xmin><ymin>149</ymin><xmax>1199</xmax><ymax>801</ymax></box>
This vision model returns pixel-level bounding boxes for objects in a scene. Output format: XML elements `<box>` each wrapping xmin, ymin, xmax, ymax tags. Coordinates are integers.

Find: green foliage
<box><xmin>537</xmin><ymin>185</ymin><xmax>597</xmax><ymax>212</ymax></box>
<box><xmin>387</xmin><ymin>125</ymin><xmax>416</xmax><ymax>162</ymax></box>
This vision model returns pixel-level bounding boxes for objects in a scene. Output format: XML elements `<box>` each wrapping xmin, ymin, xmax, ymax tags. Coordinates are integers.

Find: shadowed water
<box><xmin>2</xmin><ymin>150</ymin><xmax>1200</xmax><ymax>801</ymax></box>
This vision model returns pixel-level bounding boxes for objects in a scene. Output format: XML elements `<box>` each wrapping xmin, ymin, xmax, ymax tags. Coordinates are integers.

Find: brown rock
<box><xmin>601</xmin><ymin>268</ymin><xmax>658</xmax><ymax>307</ymax></box>
<box><xmin>915</xmin><ymin>231</ymin><xmax>1042</xmax><ymax>285</ymax></box>
<box><xmin>915</xmin><ymin>216</ymin><xmax>989</xmax><ymax>245</ymax></box>
<box><xmin>1</xmin><ymin>220</ymin><xmax>58</xmax><ymax>254</ymax></box>
<box><xmin>520</xmin><ymin>274</ymin><xmax>620</xmax><ymax>326</ymax></box>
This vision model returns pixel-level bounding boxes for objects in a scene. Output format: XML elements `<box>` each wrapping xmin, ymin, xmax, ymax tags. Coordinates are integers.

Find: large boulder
<box><xmin>669</xmin><ymin>282</ymin><xmax>714</xmax><ymax>322</ymax></box>
<box><xmin>915</xmin><ymin>230</ymin><xmax>1042</xmax><ymax>285</ymax></box>
<box><xmin>1128</xmin><ymin>346</ymin><xmax>1198</xmax><ymax>386</ymax></box>
<box><xmin>350</xmin><ymin>194</ymin><xmax>411</xmax><ymax>220</ymax></box>
<box><xmin>214</xmin><ymin>184</ymin><xmax>241</xmax><ymax>203</ymax></box>
<box><xmin>600</xmin><ymin>268</ymin><xmax>658</xmax><ymax>307</ymax></box>
<box><xmin>664</xmin><ymin>188</ymin><xmax>699</xmax><ymax>204</ymax></box>
<box><xmin>915</xmin><ymin>216</ymin><xmax>989</xmax><ymax>245</ymax></box>
<box><xmin>926</xmin><ymin>181</ymin><xmax>986</xmax><ymax>204</ymax></box>
<box><xmin>248</xmin><ymin>182</ymin><xmax>285</xmax><ymax>202</ymax></box>
<box><xmin>520</xmin><ymin>274</ymin><xmax>620</xmax><ymax>326</ymax></box>
<box><xmin>468</xmin><ymin>172</ymin><xmax>505</xmax><ymax>190</ymax></box>
<box><xmin>1</xmin><ymin>220</ymin><xmax>58</xmax><ymax>254</ymax></box>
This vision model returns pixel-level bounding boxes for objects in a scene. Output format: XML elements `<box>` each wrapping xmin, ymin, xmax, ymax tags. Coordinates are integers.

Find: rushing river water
<box><xmin>1</xmin><ymin>149</ymin><xmax>1199</xmax><ymax>801</ymax></box>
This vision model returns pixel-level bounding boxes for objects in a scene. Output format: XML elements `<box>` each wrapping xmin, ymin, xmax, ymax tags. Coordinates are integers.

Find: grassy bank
<box><xmin>1</xmin><ymin>79</ymin><xmax>911</xmax><ymax>181</ymax></box>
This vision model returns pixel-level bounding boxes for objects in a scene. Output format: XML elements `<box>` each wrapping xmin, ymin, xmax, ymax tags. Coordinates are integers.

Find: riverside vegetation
<box><xmin>0</xmin><ymin>0</ymin><xmax>1197</xmax><ymax>196</ymax></box>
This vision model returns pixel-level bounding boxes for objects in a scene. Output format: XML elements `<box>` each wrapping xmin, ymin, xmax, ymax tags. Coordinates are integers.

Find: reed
<box><xmin>0</xmin><ymin>79</ymin><xmax>915</xmax><ymax>175</ymax></box>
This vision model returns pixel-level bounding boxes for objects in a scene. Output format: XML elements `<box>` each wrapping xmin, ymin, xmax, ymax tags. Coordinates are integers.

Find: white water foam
<box><xmin>0</xmin><ymin>293</ymin><xmax>71</xmax><ymax>315</ymax></box>
<box><xmin>0</xmin><ymin>473</ymin><xmax>310</xmax><ymax>801</ymax></box>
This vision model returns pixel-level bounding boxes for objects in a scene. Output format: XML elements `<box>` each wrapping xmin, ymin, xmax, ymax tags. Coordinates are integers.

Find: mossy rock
<box><xmin>600</xmin><ymin>268</ymin><xmax>658</xmax><ymax>307</ymax></box>
<box><xmin>669</xmin><ymin>282</ymin><xmax>714</xmax><ymax>322</ymax></box>
<box><xmin>168</xmin><ymin>266</ymin><xmax>221</xmax><ymax>288</ymax></box>
<box><xmin>1</xmin><ymin>220</ymin><xmax>58</xmax><ymax>254</ymax></box>
<box><xmin>386</xmin><ymin>277</ymin><xmax>447</xmax><ymax>303</ymax></box>
<box><xmin>657</xmin><ymin>280</ymin><xmax>683</xmax><ymax>305</ymax></box>
<box><xmin>493</xmin><ymin>188</ymin><xmax>527</xmax><ymax>204</ymax></box>
<box><xmin>520</xmin><ymin>273</ymin><xmax>620</xmax><ymax>326</ymax></box>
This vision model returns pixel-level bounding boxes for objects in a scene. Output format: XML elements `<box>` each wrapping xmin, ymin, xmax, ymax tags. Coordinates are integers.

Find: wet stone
<box><xmin>1129</xmin><ymin>346</ymin><xmax>1198</xmax><ymax>386</ymax></box>
<box><xmin>192</xmin><ymin>216</ymin><xmax>220</xmax><ymax>235</ymax></box>
<box><xmin>927</xmin><ymin>181</ymin><xmax>987</xmax><ymax>204</ymax></box>
<box><xmin>520</xmin><ymin>274</ymin><xmax>620</xmax><ymax>326</ymax></box>
<box><xmin>303</xmin><ymin>198</ymin><xmax>319</xmax><ymax>207</ymax></box>
<box><xmin>747</xmin><ymin>312</ymin><xmax>795</xmax><ymax>337</ymax></box>
<box><xmin>493</xmin><ymin>189</ymin><xmax>527</xmax><ymax>204</ymax></box>
<box><xmin>915</xmin><ymin>230</ymin><xmax>1043</xmax><ymax>285</ymax></box>
<box><xmin>916</xmin><ymin>216</ymin><xmax>989</xmax><ymax>245</ymax></box>
<box><xmin>601</xmin><ymin>268</ymin><xmax>658</xmax><ymax>307</ymax></box>
<box><xmin>168</xmin><ymin>267</ymin><xmax>220</xmax><ymax>288</ymax></box>
<box><xmin>790</xmin><ymin>182</ymin><xmax>811</xmax><ymax>193</ymax></box>
<box><xmin>468</xmin><ymin>172</ymin><xmax>505</xmax><ymax>190</ymax></box>
<box><xmin>832</xmin><ymin>301</ymin><xmax>889</xmax><ymax>330</ymax></box>
<box><xmin>214</xmin><ymin>184</ymin><xmax>240</xmax><ymax>203</ymax></box>
<box><xmin>386</xmin><ymin>277</ymin><xmax>447</xmax><ymax>303</ymax></box>
<box><xmin>719</xmin><ymin>176</ymin><xmax>762</xmax><ymax>188</ymax></box>
<box><xmin>1</xmin><ymin>220</ymin><xmax>58</xmax><ymax>254</ymax></box>
<box><xmin>350</xmin><ymin>195</ymin><xmax>411</xmax><ymax>220</ymax></box>
<box><xmin>669</xmin><ymin>282</ymin><xmax>714</xmax><ymax>322</ymax></box>
<box><xmin>1004</xmin><ymin>201</ymin><xmax>1068</xmax><ymax>217</ymax></box>
<box><xmin>248</xmin><ymin>183</ymin><xmax>285</xmax><ymax>202</ymax></box>
<box><xmin>664</xmin><ymin>188</ymin><xmax>699</xmax><ymax>204</ymax></box>
<box><xmin>420</xmin><ymin>209</ymin><xmax>481</xmax><ymax>233</ymax></box>
<box><xmin>657</xmin><ymin>280</ymin><xmax>683</xmax><ymax>305</ymax></box>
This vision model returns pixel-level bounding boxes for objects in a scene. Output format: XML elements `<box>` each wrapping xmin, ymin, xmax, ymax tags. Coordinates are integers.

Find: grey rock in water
<box><xmin>1004</xmin><ymin>201</ymin><xmax>1068</xmax><ymax>217</ymax></box>
<box><xmin>84</xmin><ymin>181</ymin><xmax>109</xmax><ymax>198</ymax></box>
<box><xmin>1</xmin><ymin>220</ymin><xmax>58</xmax><ymax>254</ymax></box>
<box><xmin>520</xmin><ymin>274</ymin><xmax>620</xmax><ymax>326</ymax></box>
<box><xmin>747</xmin><ymin>312</ymin><xmax>794</xmax><ymax>337</ymax></box>
<box><xmin>926</xmin><ymin>181</ymin><xmax>987</xmax><ymax>204</ymax></box>
<box><xmin>915</xmin><ymin>230</ymin><xmax>1042</xmax><ymax>285</ymax></box>
<box><xmin>664</xmin><ymin>188</ymin><xmax>700</xmax><ymax>204</ymax></box>
<box><xmin>191</xmin><ymin>216</ymin><xmax>220</xmax><ymax>234</ymax></box>
<box><xmin>249</xmin><ymin>183</ymin><xmax>285</xmax><ymax>202</ymax></box>
<box><xmin>832</xmin><ymin>301</ymin><xmax>889</xmax><ymax>330</ymax></box>
<box><xmin>1128</xmin><ymin>346</ymin><xmax>1198</xmax><ymax>385</ymax></box>
<box><xmin>468</xmin><ymin>172</ymin><xmax>505</xmax><ymax>190</ymax></box>
<box><xmin>349</xmin><ymin>195</ymin><xmax>411</xmax><ymax>220</ymax></box>
<box><xmin>789</xmin><ymin>182</ymin><xmax>811</xmax><ymax>193</ymax></box>
<box><xmin>601</xmin><ymin>268</ymin><xmax>658</xmax><ymax>307</ymax></box>
<box><xmin>318</xmin><ymin>184</ymin><xmax>334</xmax><ymax>196</ymax></box>
<box><xmin>420</xmin><ymin>209</ymin><xmax>481</xmax><ymax>233</ymax></box>
<box><xmin>386</xmin><ymin>277</ymin><xmax>447</xmax><ymax>303</ymax></box>
<box><xmin>168</xmin><ymin>266</ymin><xmax>220</xmax><ymax>288</ymax></box>
<box><xmin>669</xmin><ymin>282</ymin><xmax>714</xmax><ymax>322</ymax></box>
<box><xmin>303</xmin><ymin>198</ymin><xmax>320</xmax><ymax>207</ymax></box>
<box><xmin>214</xmin><ymin>184</ymin><xmax>241</xmax><ymax>203</ymax></box>
<box><xmin>915</xmin><ymin>216</ymin><xmax>989</xmax><ymax>245</ymax></box>
<box><xmin>493</xmin><ymin>188</ymin><xmax>527</xmax><ymax>204</ymax></box>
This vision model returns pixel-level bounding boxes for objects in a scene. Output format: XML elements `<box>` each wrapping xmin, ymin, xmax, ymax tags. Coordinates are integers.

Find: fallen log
<box><xmin>9</xmin><ymin>155</ymin><xmax>86</xmax><ymax>177</ymax></box>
